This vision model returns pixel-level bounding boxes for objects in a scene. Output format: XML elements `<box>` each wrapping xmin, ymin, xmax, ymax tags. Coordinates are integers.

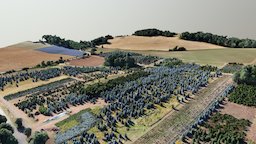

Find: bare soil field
<box><xmin>133</xmin><ymin>75</ymin><xmax>233</xmax><ymax>144</ymax></box>
<box><xmin>101</xmin><ymin>36</ymin><xmax>225</xmax><ymax>51</ymax></box>
<box><xmin>220</xmin><ymin>101</ymin><xmax>256</xmax><ymax>142</ymax></box>
<box><xmin>220</xmin><ymin>101</ymin><xmax>256</xmax><ymax>121</ymax></box>
<box><xmin>0</xmin><ymin>42</ymin><xmax>72</xmax><ymax>72</ymax></box>
<box><xmin>68</xmin><ymin>55</ymin><xmax>105</xmax><ymax>67</ymax></box>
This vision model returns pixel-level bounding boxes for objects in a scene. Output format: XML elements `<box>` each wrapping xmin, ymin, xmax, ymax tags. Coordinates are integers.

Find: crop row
<box><xmin>0</xmin><ymin>66</ymin><xmax>112</xmax><ymax>91</ymax></box>
<box><xmin>4</xmin><ymin>78</ymin><xmax>75</xmax><ymax>101</ymax></box>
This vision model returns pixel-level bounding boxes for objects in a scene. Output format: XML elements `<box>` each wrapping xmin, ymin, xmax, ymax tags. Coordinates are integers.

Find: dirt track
<box><xmin>133</xmin><ymin>75</ymin><xmax>233</xmax><ymax>144</ymax></box>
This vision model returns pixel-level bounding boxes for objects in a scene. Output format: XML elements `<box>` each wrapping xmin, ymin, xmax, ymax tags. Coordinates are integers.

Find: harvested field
<box><xmin>101</xmin><ymin>36</ymin><xmax>225</xmax><ymax>51</ymax></box>
<box><xmin>0</xmin><ymin>42</ymin><xmax>73</xmax><ymax>72</ymax></box>
<box><xmin>133</xmin><ymin>75</ymin><xmax>233</xmax><ymax>144</ymax></box>
<box><xmin>220</xmin><ymin>101</ymin><xmax>256</xmax><ymax>142</ymax></box>
<box><xmin>68</xmin><ymin>56</ymin><xmax>105</xmax><ymax>67</ymax></box>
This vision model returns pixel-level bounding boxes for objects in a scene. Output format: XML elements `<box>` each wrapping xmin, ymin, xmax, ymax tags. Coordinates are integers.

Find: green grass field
<box><xmin>55</xmin><ymin>107</ymin><xmax>101</xmax><ymax>132</ymax></box>
<box><xmin>97</xmin><ymin>48</ymin><xmax>256</xmax><ymax>67</ymax></box>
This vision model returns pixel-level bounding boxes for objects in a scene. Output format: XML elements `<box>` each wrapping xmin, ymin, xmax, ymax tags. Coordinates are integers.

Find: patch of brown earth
<box><xmin>220</xmin><ymin>101</ymin><xmax>256</xmax><ymax>142</ymax></box>
<box><xmin>102</xmin><ymin>36</ymin><xmax>225</xmax><ymax>51</ymax></box>
<box><xmin>68</xmin><ymin>56</ymin><xmax>104</xmax><ymax>67</ymax></box>
<box><xmin>0</xmin><ymin>42</ymin><xmax>72</xmax><ymax>72</ymax></box>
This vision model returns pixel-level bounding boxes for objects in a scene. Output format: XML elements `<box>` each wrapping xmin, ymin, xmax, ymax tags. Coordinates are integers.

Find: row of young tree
<box><xmin>229</xmin><ymin>84</ymin><xmax>256</xmax><ymax>107</ymax></box>
<box><xmin>180</xmin><ymin>31</ymin><xmax>256</xmax><ymax>48</ymax></box>
<box><xmin>190</xmin><ymin>113</ymin><xmax>250</xmax><ymax>144</ymax></box>
<box><xmin>87</xmin><ymin>64</ymin><xmax>212</xmax><ymax>143</ymax></box>
<box><xmin>133</xmin><ymin>28</ymin><xmax>176</xmax><ymax>37</ymax></box>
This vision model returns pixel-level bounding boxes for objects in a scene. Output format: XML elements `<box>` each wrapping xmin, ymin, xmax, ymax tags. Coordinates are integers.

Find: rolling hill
<box><xmin>0</xmin><ymin>42</ymin><xmax>72</xmax><ymax>72</ymax></box>
<box><xmin>101</xmin><ymin>36</ymin><xmax>225</xmax><ymax>51</ymax></box>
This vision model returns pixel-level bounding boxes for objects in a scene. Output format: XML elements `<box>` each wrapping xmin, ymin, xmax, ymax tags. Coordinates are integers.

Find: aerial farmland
<box><xmin>1</xmin><ymin>1</ymin><xmax>256</xmax><ymax>143</ymax></box>
<box><xmin>0</xmin><ymin>29</ymin><xmax>256</xmax><ymax>144</ymax></box>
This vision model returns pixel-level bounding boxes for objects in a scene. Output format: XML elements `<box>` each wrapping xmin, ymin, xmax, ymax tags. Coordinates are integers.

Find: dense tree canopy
<box><xmin>234</xmin><ymin>65</ymin><xmax>256</xmax><ymax>85</ymax></box>
<box><xmin>42</xmin><ymin>35</ymin><xmax>92</xmax><ymax>50</ymax></box>
<box><xmin>0</xmin><ymin>115</ymin><xmax>18</xmax><ymax>144</ymax></box>
<box><xmin>31</xmin><ymin>131</ymin><xmax>49</xmax><ymax>144</ymax></box>
<box><xmin>91</xmin><ymin>35</ymin><xmax>113</xmax><ymax>46</ymax></box>
<box><xmin>191</xmin><ymin>113</ymin><xmax>250</xmax><ymax>144</ymax></box>
<box><xmin>180</xmin><ymin>32</ymin><xmax>256</xmax><ymax>48</ymax></box>
<box><xmin>133</xmin><ymin>29</ymin><xmax>176</xmax><ymax>37</ymax></box>
<box><xmin>0</xmin><ymin>129</ymin><xmax>18</xmax><ymax>144</ymax></box>
<box><xmin>0</xmin><ymin>115</ymin><xmax>7</xmax><ymax>124</ymax></box>
<box><xmin>104</xmin><ymin>51</ymin><xmax>137</xmax><ymax>68</ymax></box>
<box><xmin>0</xmin><ymin>123</ymin><xmax>14</xmax><ymax>134</ymax></box>
<box><xmin>229</xmin><ymin>84</ymin><xmax>256</xmax><ymax>107</ymax></box>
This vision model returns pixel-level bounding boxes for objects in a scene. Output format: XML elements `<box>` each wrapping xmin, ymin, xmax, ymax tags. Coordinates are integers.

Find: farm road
<box><xmin>133</xmin><ymin>75</ymin><xmax>233</xmax><ymax>144</ymax></box>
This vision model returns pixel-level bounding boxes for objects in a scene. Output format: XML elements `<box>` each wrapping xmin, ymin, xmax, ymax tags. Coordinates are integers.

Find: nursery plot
<box><xmin>188</xmin><ymin>112</ymin><xmax>251</xmax><ymax>144</ymax></box>
<box><xmin>134</xmin><ymin>74</ymin><xmax>232</xmax><ymax>144</ymax></box>
<box><xmin>4</xmin><ymin>78</ymin><xmax>76</xmax><ymax>101</ymax></box>
<box><xmin>67</xmin><ymin>64</ymin><xmax>221</xmax><ymax>143</ymax></box>
<box><xmin>0</xmin><ymin>68</ymin><xmax>63</xmax><ymax>91</ymax></box>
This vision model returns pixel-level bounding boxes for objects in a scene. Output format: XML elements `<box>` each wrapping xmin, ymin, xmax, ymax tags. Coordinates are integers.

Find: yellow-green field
<box><xmin>97</xmin><ymin>48</ymin><xmax>256</xmax><ymax>67</ymax></box>
<box><xmin>88</xmin><ymin>97</ymin><xmax>180</xmax><ymax>144</ymax></box>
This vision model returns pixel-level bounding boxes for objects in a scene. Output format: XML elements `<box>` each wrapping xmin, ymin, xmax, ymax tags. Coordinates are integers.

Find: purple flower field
<box><xmin>37</xmin><ymin>46</ymin><xmax>84</xmax><ymax>57</ymax></box>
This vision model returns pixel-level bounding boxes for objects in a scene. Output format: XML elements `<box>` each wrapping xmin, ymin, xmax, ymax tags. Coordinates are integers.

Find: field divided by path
<box><xmin>133</xmin><ymin>75</ymin><xmax>232</xmax><ymax>144</ymax></box>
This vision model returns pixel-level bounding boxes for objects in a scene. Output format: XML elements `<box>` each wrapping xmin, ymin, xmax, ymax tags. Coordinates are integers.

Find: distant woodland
<box><xmin>133</xmin><ymin>29</ymin><xmax>176</xmax><ymax>37</ymax></box>
<box><xmin>42</xmin><ymin>35</ymin><xmax>113</xmax><ymax>50</ymax></box>
<box><xmin>42</xmin><ymin>29</ymin><xmax>256</xmax><ymax>50</ymax></box>
<box><xmin>180</xmin><ymin>32</ymin><xmax>256</xmax><ymax>48</ymax></box>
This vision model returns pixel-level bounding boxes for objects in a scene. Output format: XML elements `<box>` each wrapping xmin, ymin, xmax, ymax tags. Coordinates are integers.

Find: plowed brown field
<box><xmin>0</xmin><ymin>42</ymin><xmax>72</xmax><ymax>72</ymax></box>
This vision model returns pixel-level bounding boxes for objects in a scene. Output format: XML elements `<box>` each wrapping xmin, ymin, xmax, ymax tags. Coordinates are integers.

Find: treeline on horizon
<box><xmin>41</xmin><ymin>29</ymin><xmax>256</xmax><ymax>50</ymax></box>
<box><xmin>133</xmin><ymin>28</ymin><xmax>176</xmax><ymax>37</ymax></box>
<box><xmin>41</xmin><ymin>35</ymin><xmax>113</xmax><ymax>50</ymax></box>
<box><xmin>180</xmin><ymin>31</ymin><xmax>256</xmax><ymax>48</ymax></box>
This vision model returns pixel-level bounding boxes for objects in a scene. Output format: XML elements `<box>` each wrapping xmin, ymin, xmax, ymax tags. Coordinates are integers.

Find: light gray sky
<box><xmin>1</xmin><ymin>0</ymin><xmax>256</xmax><ymax>47</ymax></box>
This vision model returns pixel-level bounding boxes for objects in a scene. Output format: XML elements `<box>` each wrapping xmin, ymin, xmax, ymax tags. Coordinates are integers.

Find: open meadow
<box><xmin>98</xmin><ymin>48</ymin><xmax>256</xmax><ymax>67</ymax></box>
